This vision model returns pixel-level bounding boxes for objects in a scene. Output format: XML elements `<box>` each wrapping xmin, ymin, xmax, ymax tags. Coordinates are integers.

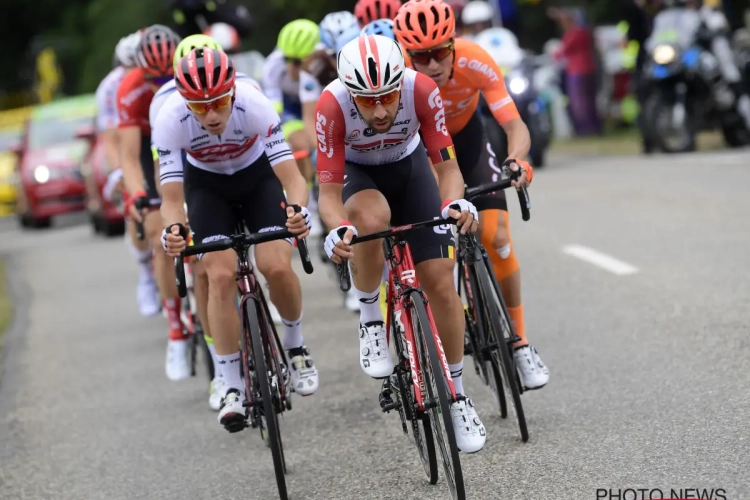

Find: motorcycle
<box><xmin>475</xmin><ymin>28</ymin><xmax>552</xmax><ymax>167</ymax></box>
<box><xmin>642</xmin><ymin>40</ymin><xmax>749</xmax><ymax>152</ymax></box>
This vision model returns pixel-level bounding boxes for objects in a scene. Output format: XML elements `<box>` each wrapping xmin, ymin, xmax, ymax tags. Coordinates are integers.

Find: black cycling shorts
<box><xmin>141</xmin><ymin>135</ymin><xmax>159</xmax><ymax>200</ymax></box>
<box><xmin>342</xmin><ymin>143</ymin><xmax>454</xmax><ymax>265</ymax></box>
<box><xmin>452</xmin><ymin>111</ymin><xmax>507</xmax><ymax>212</ymax></box>
<box><xmin>184</xmin><ymin>154</ymin><xmax>291</xmax><ymax>247</ymax></box>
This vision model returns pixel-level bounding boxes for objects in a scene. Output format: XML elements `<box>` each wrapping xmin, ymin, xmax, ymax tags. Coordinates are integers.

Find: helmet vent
<box><xmin>354</xmin><ymin>68</ymin><xmax>368</xmax><ymax>90</ymax></box>
<box><xmin>383</xmin><ymin>64</ymin><xmax>391</xmax><ymax>86</ymax></box>
<box><xmin>367</xmin><ymin>57</ymin><xmax>379</xmax><ymax>85</ymax></box>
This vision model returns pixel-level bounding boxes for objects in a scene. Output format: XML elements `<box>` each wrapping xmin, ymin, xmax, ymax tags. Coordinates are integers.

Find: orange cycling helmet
<box><xmin>394</xmin><ymin>0</ymin><xmax>456</xmax><ymax>51</ymax></box>
<box><xmin>354</xmin><ymin>0</ymin><xmax>402</xmax><ymax>26</ymax></box>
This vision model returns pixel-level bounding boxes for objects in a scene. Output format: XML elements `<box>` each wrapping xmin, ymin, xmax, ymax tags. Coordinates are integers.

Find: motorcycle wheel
<box><xmin>644</xmin><ymin>95</ymin><xmax>696</xmax><ymax>154</ymax></box>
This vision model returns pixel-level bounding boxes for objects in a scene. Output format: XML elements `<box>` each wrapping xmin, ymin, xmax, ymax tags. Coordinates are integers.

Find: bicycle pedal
<box><xmin>224</xmin><ymin>421</ymin><xmax>246</xmax><ymax>434</ymax></box>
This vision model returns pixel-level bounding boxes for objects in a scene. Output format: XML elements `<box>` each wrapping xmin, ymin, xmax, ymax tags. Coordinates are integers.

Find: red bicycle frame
<box><xmin>384</xmin><ymin>236</ymin><xmax>458</xmax><ymax>411</ymax></box>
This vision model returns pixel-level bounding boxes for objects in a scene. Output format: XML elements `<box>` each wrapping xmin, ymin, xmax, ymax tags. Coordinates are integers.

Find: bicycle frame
<box><xmin>383</xmin><ymin>235</ymin><xmax>458</xmax><ymax>412</ymax></box>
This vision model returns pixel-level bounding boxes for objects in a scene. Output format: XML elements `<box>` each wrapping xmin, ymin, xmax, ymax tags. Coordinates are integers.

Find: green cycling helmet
<box><xmin>173</xmin><ymin>34</ymin><xmax>224</xmax><ymax>69</ymax></box>
<box><xmin>277</xmin><ymin>19</ymin><xmax>320</xmax><ymax>60</ymax></box>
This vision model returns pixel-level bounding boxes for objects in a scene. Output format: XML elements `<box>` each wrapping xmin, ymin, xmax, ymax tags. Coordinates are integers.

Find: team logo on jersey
<box><xmin>191</xmin><ymin>134</ymin><xmax>209</xmax><ymax>142</ymax></box>
<box><xmin>304</xmin><ymin>82</ymin><xmax>315</xmax><ymax>91</ymax></box>
<box><xmin>187</xmin><ymin>135</ymin><xmax>258</xmax><ymax>162</ymax></box>
<box><xmin>347</xmin><ymin>130</ymin><xmax>360</xmax><ymax>141</ymax></box>
<box><xmin>267</xmin><ymin>122</ymin><xmax>282</xmax><ymax>137</ymax></box>
<box><xmin>363</xmin><ymin>128</ymin><xmax>377</xmax><ymax>137</ymax></box>
<box><xmin>157</xmin><ymin>148</ymin><xmax>171</xmax><ymax>157</ymax></box>
<box><xmin>234</xmin><ymin>129</ymin><xmax>243</xmax><ymax>135</ymax></box>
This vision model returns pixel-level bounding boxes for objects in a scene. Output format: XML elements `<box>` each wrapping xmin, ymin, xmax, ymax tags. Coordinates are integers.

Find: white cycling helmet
<box><xmin>115</xmin><ymin>32</ymin><xmax>142</xmax><ymax>68</ymax></box>
<box><xmin>203</xmin><ymin>23</ymin><xmax>241</xmax><ymax>52</ymax></box>
<box><xmin>337</xmin><ymin>34</ymin><xmax>405</xmax><ymax>95</ymax></box>
<box><xmin>320</xmin><ymin>11</ymin><xmax>359</xmax><ymax>50</ymax></box>
<box><xmin>462</xmin><ymin>1</ymin><xmax>494</xmax><ymax>25</ymax></box>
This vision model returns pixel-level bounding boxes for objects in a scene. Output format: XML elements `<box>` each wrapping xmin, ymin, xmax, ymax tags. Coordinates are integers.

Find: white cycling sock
<box><xmin>357</xmin><ymin>286</ymin><xmax>383</xmax><ymax>325</ymax></box>
<box><xmin>216</xmin><ymin>352</ymin><xmax>243</xmax><ymax>393</ymax></box>
<box><xmin>449</xmin><ymin>361</ymin><xmax>465</xmax><ymax>396</ymax></box>
<box><xmin>205</xmin><ymin>337</ymin><xmax>220</xmax><ymax>374</ymax></box>
<box><xmin>281</xmin><ymin>312</ymin><xmax>304</xmax><ymax>350</ymax></box>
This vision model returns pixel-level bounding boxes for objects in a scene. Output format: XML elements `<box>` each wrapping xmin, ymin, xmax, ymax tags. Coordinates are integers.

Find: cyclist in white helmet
<box><xmin>95</xmin><ymin>29</ymin><xmax>162</xmax><ymax>318</ymax></box>
<box><xmin>319</xmin><ymin>11</ymin><xmax>359</xmax><ymax>52</ymax></box>
<box><xmin>461</xmin><ymin>0</ymin><xmax>495</xmax><ymax>38</ymax></box>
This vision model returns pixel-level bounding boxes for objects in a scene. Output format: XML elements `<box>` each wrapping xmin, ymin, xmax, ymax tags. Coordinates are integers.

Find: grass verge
<box><xmin>549</xmin><ymin>129</ymin><xmax>725</xmax><ymax>156</ymax></box>
<box><xmin>0</xmin><ymin>258</ymin><xmax>10</xmax><ymax>352</ymax></box>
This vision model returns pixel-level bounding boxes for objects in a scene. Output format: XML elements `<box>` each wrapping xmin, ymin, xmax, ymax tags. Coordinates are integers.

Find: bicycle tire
<box><xmin>245</xmin><ymin>299</ymin><xmax>288</xmax><ymax>499</ymax></box>
<box><xmin>475</xmin><ymin>261</ymin><xmax>529</xmax><ymax>442</ymax></box>
<box><xmin>196</xmin><ymin>325</ymin><xmax>215</xmax><ymax>382</ymax></box>
<box><xmin>410</xmin><ymin>292</ymin><xmax>465</xmax><ymax>500</ymax></box>
<box><xmin>459</xmin><ymin>261</ymin><xmax>488</xmax><ymax>385</ymax></box>
<box><xmin>464</xmin><ymin>262</ymin><xmax>508</xmax><ymax>419</ymax></box>
<box><xmin>396</xmin><ymin>364</ymin><xmax>438</xmax><ymax>484</ymax></box>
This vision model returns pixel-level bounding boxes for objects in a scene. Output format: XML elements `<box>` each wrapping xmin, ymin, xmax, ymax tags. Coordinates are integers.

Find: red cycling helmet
<box><xmin>354</xmin><ymin>0</ymin><xmax>403</xmax><ymax>26</ymax></box>
<box><xmin>175</xmin><ymin>47</ymin><xmax>236</xmax><ymax>100</ymax></box>
<box><xmin>138</xmin><ymin>24</ymin><xmax>180</xmax><ymax>76</ymax></box>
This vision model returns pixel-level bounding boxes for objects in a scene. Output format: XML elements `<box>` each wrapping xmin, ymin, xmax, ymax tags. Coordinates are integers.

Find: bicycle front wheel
<box><xmin>245</xmin><ymin>299</ymin><xmax>288</xmax><ymax>499</ymax></box>
<box><xmin>476</xmin><ymin>261</ymin><xmax>529</xmax><ymax>442</ymax></box>
<box><xmin>410</xmin><ymin>292</ymin><xmax>465</xmax><ymax>500</ymax></box>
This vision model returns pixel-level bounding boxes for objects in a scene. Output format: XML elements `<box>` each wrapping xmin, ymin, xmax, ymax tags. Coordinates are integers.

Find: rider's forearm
<box><xmin>160</xmin><ymin>182</ymin><xmax>186</xmax><ymax>228</ymax></box>
<box><xmin>318</xmin><ymin>185</ymin><xmax>348</xmax><ymax>229</ymax></box>
<box><xmin>502</xmin><ymin>118</ymin><xmax>531</xmax><ymax>161</ymax></box>
<box><xmin>101</xmin><ymin>130</ymin><xmax>119</xmax><ymax>172</ymax></box>
<box><xmin>283</xmin><ymin>174</ymin><xmax>309</xmax><ymax>207</ymax></box>
<box><xmin>118</xmin><ymin>129</ymin><xmax>146</xmax><ymax>195</ymax></box>
<box><xmin>433</xmin><ymin>159</ymin><xmax>466</xmax><ymax>202</ymax></box>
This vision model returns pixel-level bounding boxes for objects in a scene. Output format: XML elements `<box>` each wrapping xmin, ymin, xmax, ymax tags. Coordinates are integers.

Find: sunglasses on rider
<box><xmin>408</xmin><ymin>42</ymin><xmax>454</xmax><ymax>66</ymax></box>
<box><xmin>185</xmin><ymin>89</ymin><xmax>234</xmax><ymax>114</ymax></box>
<box><xmin>352</xmin><ymin>88</ymin><xmax>401</xmax><ymax>108</ymax></box>
<box><xmin>284</xmin><ymin>57</ymin><xmax>303</xmax><ymax>66</ymax></box>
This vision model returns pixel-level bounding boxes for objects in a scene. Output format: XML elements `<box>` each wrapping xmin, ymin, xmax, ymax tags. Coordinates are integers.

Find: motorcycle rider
<box><xmin>203</xmin><ymin>22</ymin><xmax>265</xmax><ymax>81</ymax></box>
<box><xmin>461</xmin><ymin>1</ymin><xmax>495</xmax><ymax>39</ymax></box>
<box><xmin>169</xmin><ymin>0</ymin><xmax>252</xmax><ymax>38</ymax></box>
<box><xmin>646</xmin><ymin>0</ymin><xmax>750</xmax><ymax>132</ymax></box>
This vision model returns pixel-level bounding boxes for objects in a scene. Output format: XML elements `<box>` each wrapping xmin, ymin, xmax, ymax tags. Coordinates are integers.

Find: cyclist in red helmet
<box><xmin>157</xmin><ymin>48</ymin><xmax>318</xmax><ymax>431</ymax></box>
<box><xmin>353</xmin><ymin>0</ymin><xmax>402</xmax><ymax>26</ymax></box>
<box><xmin>116</xmin><ymin>24</ymin><xmax>190</xmax><ymax>381</ymax></box>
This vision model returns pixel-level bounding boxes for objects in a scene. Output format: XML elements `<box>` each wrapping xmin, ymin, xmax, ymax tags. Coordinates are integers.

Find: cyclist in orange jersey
<box><xmin>395</xmin><ymin>0</ymin><xmax>549</xmax><ymax>390</ymax></box>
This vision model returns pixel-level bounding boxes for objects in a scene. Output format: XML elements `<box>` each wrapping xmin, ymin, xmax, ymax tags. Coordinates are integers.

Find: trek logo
<box><xmin>427</xmin><ymin>87</ymin><xmax>448</xmax><ymax>136</ymax></box>
<box><xmin>157</xmin><ymin>148</ymin><xmax>171</xmax><ymax>157</ymax></box>
<box><xmin>456</xmin><ymin>57</ymin><xmax>500</xmax><ymax>82</ymax></box>
<box><xmin>315</xmin><ymin>112</ymin><xmax>334</xmax><ymax>159</ymax></box>
<box><xmin>267</xmin><ymin>122</ymin><xmax>282</xmax><ymax>137</ymax></box>
<box><xmin>187</xmin><ymin>136</ymin><xmax>258</xmax><ymax>162</ymax></box>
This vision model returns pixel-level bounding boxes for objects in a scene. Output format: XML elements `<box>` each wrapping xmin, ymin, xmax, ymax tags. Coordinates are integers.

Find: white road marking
<box><xmin>562</xmin><ymin>245</ymin><xmax>639</xmax><ymax>276</ymax></box>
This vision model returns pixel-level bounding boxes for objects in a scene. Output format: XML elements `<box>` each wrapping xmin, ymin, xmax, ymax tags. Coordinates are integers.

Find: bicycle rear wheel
<box><xmin>476</xmin><ymin>261</ymin><xmax>529</xmax><ymax>442</ymax></box>
<box><xmin>410</xmin><ymin>292</ymin><xmax>465</xmax><ymax>500</ymax></box>
<box><xmin>462</xmin><ymin>262</ymin><xmax>508</xmax><ymax>419</ymax></box>
<box><xmin>245</xmin><ymin>299</ymin><xmax>288</xmax><ymax>499</ymax></box>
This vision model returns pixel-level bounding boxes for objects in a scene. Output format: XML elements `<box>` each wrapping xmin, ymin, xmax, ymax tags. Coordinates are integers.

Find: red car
<box><xmin>82</xmin><ymin>135</ymin><xmax>125</xmax><ymax>236</ymax></box>
<box><xmin>13</xmin><ymin>96</ymin><xmax>96</xmax><ymax>229</ymax></box>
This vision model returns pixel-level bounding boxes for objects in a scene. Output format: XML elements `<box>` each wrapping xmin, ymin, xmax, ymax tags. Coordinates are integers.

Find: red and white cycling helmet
<box><xmin>336</xmin><ymin>34</ymin><xmax>405</xmax><ymax>95</ymax></box>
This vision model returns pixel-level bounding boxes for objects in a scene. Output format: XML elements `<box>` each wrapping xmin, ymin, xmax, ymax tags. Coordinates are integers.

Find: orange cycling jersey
<box><xmin>407</xmin><ymin>37</ymin><xmax>520</xmax><ymax>137</ymax></box>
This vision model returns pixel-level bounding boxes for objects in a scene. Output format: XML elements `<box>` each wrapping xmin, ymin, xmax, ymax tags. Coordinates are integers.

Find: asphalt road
<box><xmin>1</xmin><ymin>150</ymin><xmax>748</xmax><ymax>500</ymax></box>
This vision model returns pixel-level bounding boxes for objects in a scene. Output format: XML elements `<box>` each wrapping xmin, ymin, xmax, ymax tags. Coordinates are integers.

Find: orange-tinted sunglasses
<box><xmin>352</xmin><ymin>88</ymin><xmax>401</xmax><ymax>108</ymax></box>
<box><xmin>186</xmin><ymin>90</ymin><xmax>234</xmax><ymax>114</ymax></box>
<box><xmin>408</xmin><ymin>42</ymin><xmax>454</xmax><ymax>66</ymax></box>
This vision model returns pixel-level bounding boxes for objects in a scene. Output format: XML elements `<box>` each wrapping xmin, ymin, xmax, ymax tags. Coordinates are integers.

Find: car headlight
<box><xmin>509</xmin><ymin>77</ymin><xmax>529</xmax><ymax>95</ymax></box>
<box><xmin>653</xmin><ymin>44</ymin><xmax>677</xmax><ymax>65</ymax></box>
<box><xmin>34</xmin><ymin>165</ymin><xmax>50</xmax><ymax>183</ymax></box>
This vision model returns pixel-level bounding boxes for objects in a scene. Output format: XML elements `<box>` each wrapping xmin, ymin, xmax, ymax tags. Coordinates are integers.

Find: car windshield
<box><xmin>0</xmin><ymin>130</ymin><xmax>22</xmax><ymax>151</ymax></box>
<box><xmin>28</xmin><ymin>116</ymin><xmax>94</xmax><ymax>150</ymax></box>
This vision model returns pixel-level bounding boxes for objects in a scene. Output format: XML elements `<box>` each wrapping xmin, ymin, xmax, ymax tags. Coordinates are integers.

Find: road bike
<box><xmin>175</xmin><ymin>205</ymin><xmax>313</xmax><ymax>500</ymax></box>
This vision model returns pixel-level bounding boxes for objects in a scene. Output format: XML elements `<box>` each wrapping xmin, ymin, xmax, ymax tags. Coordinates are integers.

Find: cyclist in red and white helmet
<box><xmin>316</xmin><ymin>34</ymin><xmax>487</xmax><ymax>454</ymax></box>
<box><xmin>116</xmin><ymin>24</ymin><xmax>188</xmax><ymax>381</ymax></box>
<box><xmin>156</xmin><ymin>48</ymin><xmax>319</xmax><ymax>431</ymax></box>
<box><xmin>96</xmin><ymin>29</ymin><xmax>161</xmax><ymax>319</ymax></box>
<box><xmin>353</xmin><ymin>0</ymin><xmax>402</xmax><ymax>26</ymax></box>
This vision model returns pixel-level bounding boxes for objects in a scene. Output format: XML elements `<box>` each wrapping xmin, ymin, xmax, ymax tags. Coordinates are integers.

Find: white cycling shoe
<box><xmin>451</xmin><ymin>397</ymin><xmax>487</xmax><ymax>453</ymax></box>
<box><xmin>287</xmin><ymin>346</ymin><xmax>319</xmax><ymax>396</ymax></box>
<box><xmin>208</xmin><ymin>376</ymin><xmax>226</xmax><ymax>411</ymax></box>
<box><xmin>218</xmin><ymin>388</ymin><xmax>247</xmax><ymax>432</ymax></box>
<box><xmin>165</xmin><ymin>339</ymin><xmax>190</xmax><ymax>381</ymax></box>
<box><xmin>137</xmin><ymin>275</ymin><xmax>161</xmax><ymax>317</ymax></box>
<box><xmin>514</xmin><ymin>345</ymin><xmax>549</xmax><ymax>390</ymax></box>
<box><xmin>359</xmin><ymin>321</ymin><xmax>394</xmax><ymax>379</ymax></box>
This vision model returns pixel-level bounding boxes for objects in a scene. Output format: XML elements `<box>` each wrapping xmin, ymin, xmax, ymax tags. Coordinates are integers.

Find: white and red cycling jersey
<box><xmin>315</xmin><ymin>68</ymin><xmax>455</xmax><ymax>184</ymax></box>
<box><xmin>151</xmin><ymin>80</ymin><xmax>294</xmax><ymax>185</ymax></box>
<box><xmin>95</xmin><ymin>66</ymin><xmax>126</xmax><ymax>132</ymax></box>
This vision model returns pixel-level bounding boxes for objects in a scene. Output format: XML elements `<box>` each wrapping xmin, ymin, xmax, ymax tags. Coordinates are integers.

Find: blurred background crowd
<box><xmin>1</xmin><ymin>0</ymin><xmax>750</xmax><ymax>221</ymax></box>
